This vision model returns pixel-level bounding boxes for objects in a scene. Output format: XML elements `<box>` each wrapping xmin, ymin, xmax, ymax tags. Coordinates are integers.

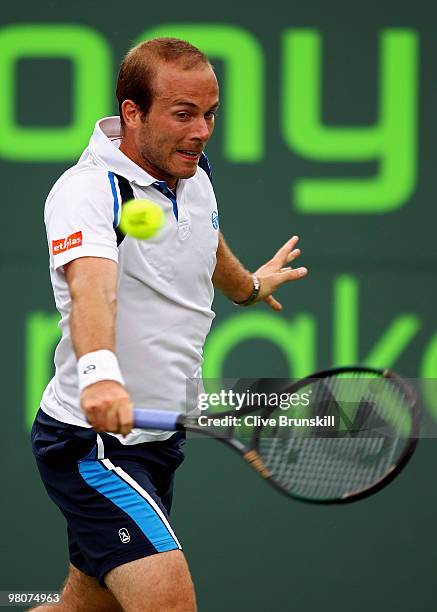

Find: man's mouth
<box><xmin>176</xmin><ymin>150</ymin><xmax>201</xmax><ymax>160</ymax></box>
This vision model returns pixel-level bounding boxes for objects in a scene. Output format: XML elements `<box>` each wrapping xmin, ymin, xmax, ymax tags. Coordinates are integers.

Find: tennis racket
<box><xmin>133</xmin><ymin>366</ymin><xmax>420</xmax><ymax>504</ymax></box>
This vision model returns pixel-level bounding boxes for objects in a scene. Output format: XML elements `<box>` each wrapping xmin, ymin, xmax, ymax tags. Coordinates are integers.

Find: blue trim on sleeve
<box><xmin>108</xmin><ymin>171</ymin><xmax>120</xmax><ymax>228</ymax></box>
<box><xmin>78</xmin><ymin>452</ymin><xmax>179</xmax><ymax>552</ymax></box>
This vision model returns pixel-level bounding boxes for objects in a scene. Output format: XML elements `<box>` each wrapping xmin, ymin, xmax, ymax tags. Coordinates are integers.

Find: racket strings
<box><xmin>259</xmin><ymin>436</ymin><xmax>398</xmax><ymax>499</ymax></box>
<box><xmin>256</xmin><ymin>373</ymin><xmax>413</xmax><ymax>500</ymax></box>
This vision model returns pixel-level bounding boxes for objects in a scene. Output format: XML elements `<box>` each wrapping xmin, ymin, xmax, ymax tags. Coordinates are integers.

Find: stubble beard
<box><xmin>137</xmin><ymin>128</ymin><xmax>199</xmax><ymax>183</ymax></box>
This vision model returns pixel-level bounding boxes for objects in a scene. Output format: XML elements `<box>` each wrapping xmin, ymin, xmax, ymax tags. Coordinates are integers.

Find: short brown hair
<box><xmin>116</xmin><ymin>38</ymin><xmax>210</xmax><ymax>125</ymax></box>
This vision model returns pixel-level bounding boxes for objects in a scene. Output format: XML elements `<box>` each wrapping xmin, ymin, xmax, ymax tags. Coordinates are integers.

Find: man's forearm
<box><xmin>65</xmin><ymin>257</ymin><xmax>118</xmax><ymax>359</ymax></box>
<box><xmin>212</xmin><ymin>231</ymin><xmax>253</xmax><ymax>302</ymax></box>
<box><xmin>69</xmin><ymin>292</ymin><xmax>116</xmax><ymax>359</ymax></box>
<box><xmin>64</xmin><ymin>258</ymin><xmax>131</xmax><ymax>434</ymax></box>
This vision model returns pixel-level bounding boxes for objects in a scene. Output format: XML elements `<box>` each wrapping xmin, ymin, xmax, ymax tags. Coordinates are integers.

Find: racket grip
<box><xmin>133</xmin><ymin>408</ymin><xmax>182</xmax><ymax>430</ymax></box>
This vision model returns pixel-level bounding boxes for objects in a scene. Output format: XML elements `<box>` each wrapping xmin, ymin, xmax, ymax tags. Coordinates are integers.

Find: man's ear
<box><xmin>121</xmin><ymin>100</ymin><xmax>143</xmax><ymax>128</ymax></box>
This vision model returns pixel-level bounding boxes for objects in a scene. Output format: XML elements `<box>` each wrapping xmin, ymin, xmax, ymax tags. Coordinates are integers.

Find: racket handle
<box><xmin>133</xmin><ymin>408</ymin><xmax>182</xmax><ymax>430</ymax></box>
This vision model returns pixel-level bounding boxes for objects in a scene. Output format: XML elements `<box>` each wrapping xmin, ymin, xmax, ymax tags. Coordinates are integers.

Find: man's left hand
<box><xmin>255</xmin><ymin>235</ymin><xmax>308</xmax><ymax>311</ymax></box>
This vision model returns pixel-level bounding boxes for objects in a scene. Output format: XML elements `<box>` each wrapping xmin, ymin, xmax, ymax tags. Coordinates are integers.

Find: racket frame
<box><xmin>135</xmin><ymin>366</ymin><xmax>420</xmax><ymax>504</ymax></box>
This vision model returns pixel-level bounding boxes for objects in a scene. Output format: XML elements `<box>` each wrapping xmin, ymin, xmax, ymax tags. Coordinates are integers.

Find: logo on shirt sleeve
<box><xmin>52</xmin><ymin>231</ymin><xmax>83</xmax><ymax>255</ymax></box>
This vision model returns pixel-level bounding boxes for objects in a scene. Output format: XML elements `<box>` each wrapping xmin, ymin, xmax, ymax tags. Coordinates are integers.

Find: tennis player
<box><xmin>30</xmin><ymin>38</ymin><xmax>307</xmax><ymax>611</ymax></box>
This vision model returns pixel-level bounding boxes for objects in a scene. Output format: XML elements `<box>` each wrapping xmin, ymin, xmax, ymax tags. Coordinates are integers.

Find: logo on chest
<box><xmin>178</xmin><ymin>220</ymin><xmax>190</xmax><ymax>241</ymax></box>
<box><xmin>211</xmin><ymin>211</ymin><xmax>219</xmax><ymax>230</ymax></box>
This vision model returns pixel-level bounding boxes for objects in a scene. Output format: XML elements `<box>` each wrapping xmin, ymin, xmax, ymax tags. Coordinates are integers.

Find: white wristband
<box><xmin>77</xmin><ymin>350</ymin><xmax>125</xmax><ymax>393</ymax></box>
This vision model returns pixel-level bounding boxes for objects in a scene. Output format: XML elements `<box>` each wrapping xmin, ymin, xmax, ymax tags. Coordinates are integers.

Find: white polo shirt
<box><xmin>41</xmin><ymin>116</ymin><xmax>219</xmax><ymax>443</ymax></box>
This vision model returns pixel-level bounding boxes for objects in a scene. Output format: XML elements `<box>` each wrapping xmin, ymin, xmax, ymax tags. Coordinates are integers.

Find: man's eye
<box><xmin>176</xmin><ymin>112</ymin><xmax>189</xmax><ymax>119</ymax></box>
<box><xmin>205</xmin><ymin>111</ymin><xmax>216</xmax><ymax>119</ymax></box>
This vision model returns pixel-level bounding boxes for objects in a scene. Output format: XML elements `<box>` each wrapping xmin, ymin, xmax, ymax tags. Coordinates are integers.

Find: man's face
<box><xmin>134</xmin><ymin>61</ymin><xmax>219</xmax><ymax>185</ymax></box>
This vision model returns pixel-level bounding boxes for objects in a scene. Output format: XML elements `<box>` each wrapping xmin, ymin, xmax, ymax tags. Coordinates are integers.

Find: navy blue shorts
<box><xmin>31</xmin><ymin>408</ymin><xmax>185</xmax><ymax>586</ymax></box>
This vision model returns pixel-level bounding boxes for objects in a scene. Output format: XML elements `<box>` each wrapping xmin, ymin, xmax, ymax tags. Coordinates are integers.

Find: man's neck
<box><xmin>119</xmin><ymin>140</ymin><xmax>177</xmax><ymax>190</ymax></box>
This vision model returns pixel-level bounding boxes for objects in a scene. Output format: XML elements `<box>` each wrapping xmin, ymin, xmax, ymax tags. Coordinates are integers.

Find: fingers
<box><xmin>255</xmin><ymin>237</ymin><xmax>303</xmax><ymax>278</ymax></box>
<box><xmin>264</xmin><ymin>295</ymin><xmax>282</xmax><ymax>311</ymax></box>
<box><xmin>286</xmin><ymin>248</ymin><xmax>301</xmax><ymax>263</ymax></box>
<box><xmin>272</xmin><ymin>235</ymin><xmax>300</xmax><ymax>265</ymax></box>
<box><xmin>81</xmin><ymin>381</ymin><xmax>134</xmax><ymax>435</ymax></box>
<box><xmin>104</xmin><ymin>400</ymin><xmax>134</xmax><ymax>435</ymax></box>
<box><xmin>117</xmin><ymin>401</ymin><xmax>134</xmax><ymax>436</ymax></box>
<box><xmin>253</xmin><ymin>235</ymin><xmax>308</xmax><ymax>308</ymax></box>
<box><xmin>275</xmin><ymin>266</ymin><xmax>308</xmax><ymax>285</ymax></box>
<box><xmin>88</xmin><ymin>402</ymin><xmax>133</xmax><ymax>435</ymax></box>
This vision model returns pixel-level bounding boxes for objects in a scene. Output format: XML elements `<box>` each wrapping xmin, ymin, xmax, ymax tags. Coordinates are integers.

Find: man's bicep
<box><xmin>64</xmin><ymin>257</ymin><xmax>118</xmax><ymax>302</ymax></box>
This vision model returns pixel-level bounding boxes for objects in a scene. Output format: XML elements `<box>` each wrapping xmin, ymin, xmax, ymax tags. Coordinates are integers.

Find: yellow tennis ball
<box><xmin>119</xmin><ymin>199</ymin><xmax>165</xmax><ymax>240</ymax></box>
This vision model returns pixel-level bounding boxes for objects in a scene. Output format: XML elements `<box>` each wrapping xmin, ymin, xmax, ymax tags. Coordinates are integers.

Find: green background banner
<box><xmin>2</xmin><ymin>2</ymin><xmax>437</xmax><ymax>610</ymax></box>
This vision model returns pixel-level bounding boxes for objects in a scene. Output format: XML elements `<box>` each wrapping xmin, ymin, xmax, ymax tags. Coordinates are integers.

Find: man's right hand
<box><xmin>81</xmin><ymin>380</ymin><xmax>133</xmax><ymax>436</ymax></box>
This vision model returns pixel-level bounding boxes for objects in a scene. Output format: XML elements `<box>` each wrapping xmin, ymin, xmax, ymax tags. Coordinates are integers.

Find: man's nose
<box><xmin>192</xmin><ymin>117</ymin><xmax>212</xmax><ymax>142</ymax></box>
